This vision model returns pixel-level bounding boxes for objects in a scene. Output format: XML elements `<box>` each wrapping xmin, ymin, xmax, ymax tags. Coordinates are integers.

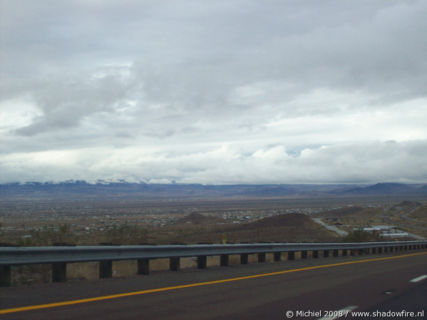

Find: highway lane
<box><xmin>1</xmin><ymin>251</ymin><xmax>426</xmax><ymax>319</ymax></box>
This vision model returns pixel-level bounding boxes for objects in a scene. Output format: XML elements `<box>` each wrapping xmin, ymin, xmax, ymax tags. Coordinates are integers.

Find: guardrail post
<box><xmin>350</xmin><ymin>249</ymin><xmax>356</xmax><ymax>256</ymax></box>
<box><xmin>358</xmin><ymin>249</ymin><xmax>364</xmax><ymax>255</ymax></box>
<box><xmin>137</xmin><ymin>259</ymin><xmax>150</xmax><ymax>275</ymax></box>
<box><xmin>274</xmin><ymin>252</ymin><xmax>281</xmax><ymax>261</ymax></box>
<box><xmin>288</xmin><ymin>251</ymin><xmax>295</xmax><ymax>260</ymax></box>
<box><xmin>378</xmin><ymin>247</ymin><xmax>382</xmax><ymax>254</ymax></box>
<box><xmin>170</xmin><ymin>257</ymin><xmax>180</xmax><ymax>271</ymax></box>
<box><xmin>220</xmin><ymin>254</ymin><xmax>229</xmax><ymax>266</ymax></box>
<box><xmin>301</xmin><ymin>250</ymin><xmax>307</xmax><ymax>259</ymax></box>
<box><xmin>312</xmin><ymin>250</ymin><xmax>318</xmax><ymax>258</ymax></box>
<box><xmin>333</xmin><ymin>249</ymin><xmax>339</xmax><ymax>257</ymax></box>
<box><xmin>52</xmin><ymin>262</ymin><xmax>67</xmax><ymax>282</ymax></box>
<box><xmin>0</xmin><ymin>265</ymin><xmax>11</xmax><ymax>287</ymax></box>
<box><xmin>197</xmin><ymin>256</ymin><xmax>207</xmax><ymax>269</ymax></box>
<box><xmin>323</xmin><ymin>250</ymin><xmax>329</xmax><ymax>258</ymax></box>
<box><xmin>342</xmin><ymin>249</ymin><xmax>348</xmax><ymax>256</ymax></box>
<box><xmin>371</xmin><ymin>248</ymin><xmax>376</xmax><ymax>254</ymax></box>
<box><xmin>258</xmin><ymin>253</ymin><xmax>266</xmax><ymax>263</ymax></box>
<box><xmin>240</xmin><ymin>253</ymin><xmax>248</xmax><ymax>264</ymax></box>
<box><xmin>99</xmin><ymin>260</ymin><xmax>113</xmax><ymax>278</ymax></box>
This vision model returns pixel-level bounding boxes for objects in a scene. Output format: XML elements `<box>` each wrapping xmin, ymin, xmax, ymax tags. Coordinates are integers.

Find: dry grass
<box><xmin>409</xmin><ymin>205</ymin><xmax>427</xmax><ymax>222</ymax></box>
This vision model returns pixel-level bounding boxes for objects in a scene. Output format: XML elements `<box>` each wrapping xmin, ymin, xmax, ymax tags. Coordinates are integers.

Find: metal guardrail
<box><xmin>1</xmin><ymin>241</ymin><xmax>426</xmax><ymax>265</ymax></box>
<box><xmin>1</xmin><ymin>240</ymin><xmax>426</xmax><ymax>286</ymax></box>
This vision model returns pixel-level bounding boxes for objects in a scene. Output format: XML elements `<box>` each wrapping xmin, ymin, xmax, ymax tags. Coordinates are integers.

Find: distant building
<box><xmin>359</xmin><ymin>225</ymin><xmax>410</xmax><ymax>238</ymax></box>
<box><xmin>362</xmin><ymin>225</ymin><xmax>393</xmax><ymax>232</ymax></box>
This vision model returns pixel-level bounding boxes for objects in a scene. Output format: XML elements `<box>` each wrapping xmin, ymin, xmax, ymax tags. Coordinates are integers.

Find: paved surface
<box><xmin>312</xmin><ymin>217</ymin><xmax>349</xmax><ymax>236</ymax></box>
<box><xmin>0</xmin><ymin>251</ymin><xmax>426</xmax><ymax>319</ymax></box>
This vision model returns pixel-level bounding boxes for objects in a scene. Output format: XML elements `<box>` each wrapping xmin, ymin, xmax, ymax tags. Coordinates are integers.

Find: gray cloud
<box><xmin>1</xmin><ymin>0</ymin><xmax>427</xmax><ymax>183</ymax></box>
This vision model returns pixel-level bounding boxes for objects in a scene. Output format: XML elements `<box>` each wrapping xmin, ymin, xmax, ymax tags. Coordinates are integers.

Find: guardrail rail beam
<box><xmin>1</xmin><ymin>240</ymin><xmax>426</xmax><ymax>287</ymax></box>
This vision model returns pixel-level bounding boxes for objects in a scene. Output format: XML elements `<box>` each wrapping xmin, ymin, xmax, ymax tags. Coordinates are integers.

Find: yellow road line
<box><xmin>0</xmin><ymin>251</ymin><xmax>426</xmax><ymax>315</ymax></box>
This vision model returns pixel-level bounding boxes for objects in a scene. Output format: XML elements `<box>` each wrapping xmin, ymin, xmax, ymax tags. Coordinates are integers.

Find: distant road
<box><xmin>1</xmin><ymin>251</ymin><xmax>426</xmax><ymax>319</ymax></box>
<box><xmin>312</xmin><ymin>217</ymin><xmax>349</xmax><ymax>236</ymax></box>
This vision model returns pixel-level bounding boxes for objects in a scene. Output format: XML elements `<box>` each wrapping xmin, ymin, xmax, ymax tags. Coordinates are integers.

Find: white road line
<box><xmin>318</xmin><ymin>306</ymin><xmax>358</xmax><ymax>320</ymax></box>
<box><xmin>410</xmin><ymin>275</ymin><xmax>427</xmax><ymax>283</ymax></box>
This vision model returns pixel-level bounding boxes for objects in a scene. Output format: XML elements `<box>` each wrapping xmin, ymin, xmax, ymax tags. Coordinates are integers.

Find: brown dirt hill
<box><xmin>224</xmin><ymin>213</ymin><xmax>339</xmax><ymax>243</ymax></box>
<box><xmin>232</xmin><ymin>213</ymin><xmax>319</xmax><ymax>230</ymax></box>
<box><xmin>175</xmin><ymin>212</ymin><xmax>225</xmax><ymax>225</ymax></box>
<box><xmin>315</xmin><ymin>206</ymin><xmax>384</xmax><ymax>226</ymax></box>
<box><xmin>164</xmin><ymin>213</ymin><xmax>339</xmax><ymax>244</ymax></box>
<box><xmin>316</xmin><ymin>206</ymin><xmax>364</xmax><ymax>218</ymax></box>
<box><xmin>407</xmin><ymin>204</ymin><xmax>427</xmax><ymax>230</ymax></box>
<box><xmin>391</xmin><ymin>201</ymin><xmax>422</xmax><ymax>210</ymax></box>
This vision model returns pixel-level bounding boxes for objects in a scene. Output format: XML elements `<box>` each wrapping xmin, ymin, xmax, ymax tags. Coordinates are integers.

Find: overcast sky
<box><xmin>1</xmin><ymin>0</ymin><xmax>427</xmax><ymax>184</ymax></box>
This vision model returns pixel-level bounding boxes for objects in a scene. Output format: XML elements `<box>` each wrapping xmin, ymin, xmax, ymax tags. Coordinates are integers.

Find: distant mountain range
<box><xmin>1</xmin><ymin>181</ymin><xmax>427</xmax><ymax>200</ymax></box>
<box><xmin>336</xmin><ymin>183</ymin><xmax>423</xmax><ymax>195</ymax></box>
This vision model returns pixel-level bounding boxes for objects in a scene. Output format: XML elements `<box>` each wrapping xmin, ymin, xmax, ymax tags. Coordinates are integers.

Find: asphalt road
<box><xmin>1</xmin><ymin>251</ymin><xmax>426</xmax><ymax>320</ymax></box>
